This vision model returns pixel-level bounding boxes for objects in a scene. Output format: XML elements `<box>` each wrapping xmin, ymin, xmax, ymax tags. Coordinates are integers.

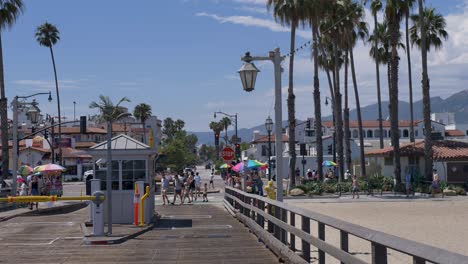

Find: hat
<box><xmin>307</xmin><ymin>169</ymin><xmax>311</xmax><ymax>172</ymax></box>
<box><xmin>243</xmin><ymin>157</ymin><xmax>248</xmax><ymax>161</ymax></box>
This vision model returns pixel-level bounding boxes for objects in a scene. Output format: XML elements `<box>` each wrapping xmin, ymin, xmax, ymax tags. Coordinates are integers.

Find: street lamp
<box><xmin>214</xmin><ymin>111</ymin><xmax>239</xmax><ymax>158</ymax></box>
<box><xmin>324</xmin><ymin>96</ymin><xmax>336</xmax><ymax>164</ymax></box>
<box><xmin>265</xmin><ymin>116</ymin><xmax>273</xmax><ymax>181</ymax></box>
<box><xmin>12</xmin><ymin>92</ymin><xmax>52</xmax><ymax>197</ymax></box>
<box><xmin>239</xmin><ymin>48</ymin><xmax>284</xmax><ymax>202</ymax></box>
<box><xmin>73</xmin><ymin>101</ymin><xmax>76</xmax><ymax>121</ymax></box>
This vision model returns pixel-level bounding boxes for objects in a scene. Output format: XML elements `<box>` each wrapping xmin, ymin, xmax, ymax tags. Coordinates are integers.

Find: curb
<box><xmin>82</xmin><ymin>215</ymin><xmax>159</xmax><ymax>245</ymax></box>
<box><xmin>0</xmin><ymin>202</ymin><xmax>88</xmax><ymax>222</ymax></box>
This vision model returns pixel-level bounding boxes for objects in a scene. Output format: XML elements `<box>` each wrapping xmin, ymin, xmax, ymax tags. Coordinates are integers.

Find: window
<box><xmin>306</xmin><ymin>130</ymin><xmax>315</xmax><ymax>137</ymax></box>
<box><xmin>466</xmin><ymin>130</ymin><xmax>468</xmax><ymax>136</ymax></box>
<box><xmin>415</xmin><ymin>130</ymin><xmax>419</xmax><ymax>137</ymax></box>
<box><xmin>367</xmin><ymin>130</ymin><xmax>373</xmax><ymax>138</ymax></box>
<box><xmin>261</xmin><ymin>145</ymin><xmax>267</xmax><ymax>156</ymax></box>
<box><xmin>408</xmin><ymin>156</ymin><xmax>419</xmax><ymax>165</ymax></box>
<box><xmin>374</xmin><ymin>129</ymin><xmax>380</xmax><ymax>138</ymax></box>
<box><xmin>384</xmin><ymin>157</ymin><xmax>393</xmax><ymax>166</ymax></box>
<box><xmin>383</xmin><ymin>130</ymin><xmax>388</xmax><ymax>138</ymax></box>
<box><xmin>403</xmin><ymin>129</ymin><xmax>409</xmax><ymax>138</ymax></box>
<box><xmin>122</xmin><ymin>160</ymin><xmax>146</xmax><ymax>190</ymax></box>
<box><xmin>352</xmin><ymin>130</ymin><xmax>358</xmax><ymax>138</ymax></box>
<box><xmin>95</xmin><ymin>160</ymin><xmax>119</xmax><ymax>190</ymax></box>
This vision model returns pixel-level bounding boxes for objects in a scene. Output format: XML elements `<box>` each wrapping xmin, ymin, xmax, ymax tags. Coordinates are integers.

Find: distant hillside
<box><xmin>191</xmin><ymin>89</ymin><xmax>468</xmax><ymax>146</ymax></box>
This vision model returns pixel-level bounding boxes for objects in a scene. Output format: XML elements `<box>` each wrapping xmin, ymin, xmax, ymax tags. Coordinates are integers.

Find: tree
<box><xmin>267</xmin><ymin>0</ymin><xmax>303</xmax><ymax>187</ymax></box>
<box><xmin>89</xmin><ymin>95</ymin><xmax>130</xmax><ymax>235</ymax></box>
<box><xmin>220</xmin><ymin>117</ymin><xmax>231</xmax><ymax>144</ymax></box>
<box><xmin>160</xmin><ymin>121</ymin><xmax>198</xmax><ymax>172</ymax></box>
<box><xmin>0</xmin><ymin>0</ymin><xmax>24</xmax><ymax>181</ymax></box>
<box><xmin>163</xmin><ymin>118</ymin><xmax>185</xmax><ymax>141</ymax></box>
<box><xmin>385</xmin><ymin>0</ymin><xmax>405</xmax><ymax>184</ymax></box>
<box><xmin>36</xmin><ymin>22</ymin><xmax>63</xmax><ymax>164</ymax></box>
<box><xmin>402</xmin><ymin>0</ymin><xmax>416</xmax><ymax>143</ymax></box>
<box><xmin>370</xmin><ymin>0</ymin><xmax>385</xmax><ymax>149</ymax></box>
<box><xmin>411</xmin><ymin>5</ymin><xmax>448</xmax><ymax>180</ymax></box>
<box><xmin>133</xmin><ymin>103</ymin><xmax>152</xmax><ymax>144</ymax></box>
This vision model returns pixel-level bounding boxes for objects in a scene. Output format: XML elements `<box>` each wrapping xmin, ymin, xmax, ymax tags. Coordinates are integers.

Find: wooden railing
<box><xmin>224</xmin><ymin>186</ymin><xmax>468</xmax><ymax>264</ymax></box>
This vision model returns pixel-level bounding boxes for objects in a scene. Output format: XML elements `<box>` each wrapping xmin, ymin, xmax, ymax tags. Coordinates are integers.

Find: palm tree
<box><xmin>411</xmin><ymin>5</ymin><xmax>448</xmax><ymax>180</ymax></box>
<box><xmin>89</xmin><ymin>95</ymin><xmax>130</xmax><ymax>235</ymax></box>
<box><xmin>133</xmin><ymin>103</ymin><xmax>152</xmax><ymax>144</ymax></box>
<box><xmin>370</xmin><ymin>0</ymin><xmax>385</xmax><ymax>149</ymax></box>
<box><xmin>384</xmin><ymin>0</ymin><xmax>404</xmax><ymax>184</ymax></box>
<box><xmin>267</xmin><ymin>0</ymin><xmax>302</xmax><ymax>187</ymax></box>
<box><xmin>209</xmin><ymin>121</ymin><xmax>224</xmax><ymax>160</ymax></box>
<box><xmin>35</xmin><ymin>22</ymin><xmax>62</xmax><ymax>164</ymax></box>
<box><xmin>0</xmin><ymin>0</ymin><xmax>24</xmax><ymax>181</ymax></box>
<box><xmin>220</xmin><ymin>117</ymin><xmax>232</xmax><ymax>144</ymax></box>
<box><xmin>402</xmin><ymin>0</ymin><xmax>416</xmax><ymax>143</ymax></box>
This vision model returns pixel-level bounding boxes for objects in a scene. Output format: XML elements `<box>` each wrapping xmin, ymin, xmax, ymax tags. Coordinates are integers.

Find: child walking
<box><xmin>203</xmin><ymin>183</ymin><xmax>209</xmax><ymax>202</ymax></box>
<box><xmin>352</xmin><ymin>175</ymin><xmax>360</xmax><ymax>199</ymax></box>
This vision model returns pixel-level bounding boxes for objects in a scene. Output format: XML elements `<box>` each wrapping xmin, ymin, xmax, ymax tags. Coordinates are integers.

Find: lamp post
<box><xmin>239</xmin><ymin>48</ymin><xmax>284</xmax><ymax>202</ymax></box>
<box><xmin>325</xmin><ymin>96</ymin><xmax>336</xmax><ymax>163</ymax></box>
<box><xmin>265</xmin><ymin>116</ymin><xmax>273</xmax><ymax>181</ymax></box>
<box><xmin>214</xmin><ymin>111</ymin><xmax>239</xmax><ymax>156</ymax></box>
<box><xmin>12</xmin><ymin>92</ymin><xmax>52</xmax><ymax>197</ymax></box>
<box><xmin>73</xmin><ymin>101</ymin><xmax>76</xmax><ymax>121</ymax></box>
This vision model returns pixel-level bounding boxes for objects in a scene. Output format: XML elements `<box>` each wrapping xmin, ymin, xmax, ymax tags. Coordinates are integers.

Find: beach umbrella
<box><xmin>16</xmin><ymin>175</ymin><xmax>25</xmax><ymax>183</ymax></box>
<box><xmin>34</xmin><ymin>163</ymin><xmax>66</xmax><ymax>173</ymax></box>
<box><xmin>322</xmin><ymin>160</ymin><xmax>337</xmax><ymax>167</ymax></box>
<box><xmin>18</xmin><ymin>165</ymin><xmax>33</xmax><ymax>176</ymax></box>
<box><xmin>232</xmin><ymin>159</ymin><xmax>265</xmax><ymax>172</ymax></box>
<box><xmin>219</xmin><ymin>163</ymin><xmax>232</xmax><ymax>169</ymax></box>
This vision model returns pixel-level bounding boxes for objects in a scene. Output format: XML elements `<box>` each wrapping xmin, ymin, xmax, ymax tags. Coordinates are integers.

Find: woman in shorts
<box><xmin>171</xmin><ymin>175</ymin><xmax>183</xmax><ymax>205</ymax></box>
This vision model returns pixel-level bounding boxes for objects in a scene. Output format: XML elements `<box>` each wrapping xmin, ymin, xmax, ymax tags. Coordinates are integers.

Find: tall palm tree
<box><xmin>90</xmin><ymin>95</ymin><xmax>130</xmax><ymax>235</ymax></box>
<box><xmin>220</xmin><ymin>117</ymin><xmax>232</xmax><ymax>144</ymax></box>
<box><xmin>133</xmin><ymin>103</ymin><xmax>152</xmax><ymax>144</ymax></box>
<box><xmin>370</xmin><ymin>0</ymin><xmax>385</xmax><ymax>149</ymax></box>
<box><xmin>35</xmin><ymin>22</ymin><xmax>62</xmax><ymax>164</ymax></box>
<box><xmin>267</xmin><ymin>0</ymin><xmax>302</xmax><ymax>187</ymax></box>
<box><xmin>0</xmin><ymin>0</ymin><xmax>23</xmax><ymax>181</ymax></box>
<box><xmin>384</xmin><ymin>0</ymin><xmax>404</xmax><ymax>184</ymax></box>
<box><xmin>411</xmin><ymin>5</ymin><xmax>448</xmax><ymax>180</ymax></box>
<box><xmin>402</xmin><ymin>0</ymin><xmax>416</xmax><ymax>143</ymax></box>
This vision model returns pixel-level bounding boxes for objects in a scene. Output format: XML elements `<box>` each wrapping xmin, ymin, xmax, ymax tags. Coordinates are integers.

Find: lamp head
<box><xmin>48</xmin><ymin>91</ymin><xmax>52</xmax><ymax>102</ymax></box>
<box><xmin>214</xmin><ymin>112</ymin><xmax>217</xmax><ymax>119</ymax></box>
<box><xmin>325</xmin><ymin>97</ymin><xmax>329</xmax><ymax>106</ymax></box>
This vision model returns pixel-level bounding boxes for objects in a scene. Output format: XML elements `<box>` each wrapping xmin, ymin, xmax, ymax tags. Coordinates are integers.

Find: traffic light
<box><xmin>214</xmin><ymin>133</ymin><xmax>219</xmax><ymax>145</ymax></box>
<box><xmin>80</xmin><ymin>116</ymin><xmax>87</xmax><ymax>134</ymax></box>
<box><xmin>306</xmin><ymin>119</ymin><xmax>311</xmax><ymax>129</ymax></box>
<box><xmin>327</xmin><ymin>144</ymin><xmax>333</xmax><ymax>155</ymax></box>
<box><xmin>300</xmin><ymin>143</ymin><xmax>307</xmax><ymax>156</ymax></box>
<box><xmin>235</xmin><ymin>143</ymin><xmax>241</xmax><ymax>158</ymax></box>
<box><xmin>43</xmin><ymin>129</ymin><xmax>48</xmax><ymax>138</ymax></box>
<box><xmin>270</xmin><ymin>158</ymin><xmax>276</xmax><ymax>169</ymax></box>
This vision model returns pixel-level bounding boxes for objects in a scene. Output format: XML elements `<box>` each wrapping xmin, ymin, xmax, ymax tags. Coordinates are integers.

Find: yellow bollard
<box><xmin>139</xmin><ymin>186</ymin><xmax>150</xmax><ymax>227</ymax></box>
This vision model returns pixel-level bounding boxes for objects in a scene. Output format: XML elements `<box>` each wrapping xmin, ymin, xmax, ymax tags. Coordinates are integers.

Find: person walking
<box><xmin>29</xmin><ymin>175</ymin><xmax>40</xmax><ymax>210</ymax></box>
<box><xmin>171</xmin><ymin>175</ymin><xmax>183</xmax><ymax>205</ymax></box>
<box><xmin>405</xmin><ymin>173</ymin><xmax>412</xmax><ymax>198</ymax></box>
<box><xmin>352</xmin><ymin>175</ymin><xmax>360</xmax><ymax>199</ymax></box>
<box><xmin>209</xmin><ymin>172</ymin><xmax>215</xmax><ymax>189</ymax></box>
<box><xmin>202</xmin><ymin>183</ymin><xmax>209</xmax><ymax>202</ymax></box>
<box><xmin>194</xmin><ymin>172</ymin><xmax>202</xmax><ymax>200</ymax></box>
<box><xmin>161</xmin><ymin>174</ymin><xmax>170</xmax><ymax>205</ymax></box>
<box><xmin>307</xmin><ymin>169</ymin><xmax>312</xmax><ymax>180</ymax></box>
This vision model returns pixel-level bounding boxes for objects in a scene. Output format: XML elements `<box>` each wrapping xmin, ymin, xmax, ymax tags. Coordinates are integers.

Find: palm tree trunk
<box><xmin>406</xmin><ymin>13</ymin><xmax>415</xmax><ymax>143</ymax></box>
<box><xmin>106</xmin><ymin>120</ymin><xmax>113</xmax><ymax>235</ymax></box>
<box><xmin>333</xmin><ymin>41</ymin><xmax>344</xmax><ymax>182</ymax></box>
<box><xmin>0</xmin><ymin>33</ymin><xmax>9</xmax><ymax>180</ymax></box>
<box><xmin>374</xmin><ymin>13</ymin><xmax>384</xmax><ymax>149</ymax></box>
<box><xmin>50</xmin><ymin>46</ymin><xmax>62</xmax><ymax>165</ymax></box>
<box><xmin>312</xmin><ymin>24</ymin><xmax>323</xmax><ymax>180</ymax></box>
<box><xmin>142</xmin><ymin>121</ymin><xmax>146</xmax><ymax>144</ymax></box>
<box><xmin>344</xmin><ymin>49</ymin><xmax>351</xmax><ymax>173</ymax></box>
<box><xmin>350</xmin><ymin>44</ymin><xmax>366</xmax><ymax>179</ymax></box>
<box><xmin>419</xmin><ymin>0</ymin><xmax>432</xmax><ymax>180</ymax></box>
<box><xmin>389</xmin><ymin>18</ymin><xmax>401</xmax><ymax>184</ymax></box>
<box><xmin>288</xmin><ymin>22</ymin><xmax>297</xmax><ymax>188</ymax></box>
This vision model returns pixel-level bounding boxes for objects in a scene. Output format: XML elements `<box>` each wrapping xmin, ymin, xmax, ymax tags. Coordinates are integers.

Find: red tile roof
<box><xmin>252</xmin><ymin>134</ymin><xmax>289</xmax><ymax>144</ymax></box>
<box><xmin>60</xmin><ymin>127</ymin><xmax>107</xmax><ymax>134</ymax></box>
<box><xmin>445</xmin><ymin>130</ymin><xmax>465</xmax><ymax>137</ymax></box>
<box><xmin>75</xmin><ymin>142</ymin><xmax>97</xmax><ymax>148</ymax></box>
<box><xmin>19</xmin><ymin>147</ymin><xmax>51</xmax><ymax>153</ymax></box>
<box><xmin>366</xmin><ymin>140</ymin><xmax>468</xmax><ymax>161</ymax></box>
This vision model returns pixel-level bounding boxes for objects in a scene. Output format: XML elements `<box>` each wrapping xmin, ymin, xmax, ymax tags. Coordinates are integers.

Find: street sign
<box><xmin>222</xmin><ymin>147</ymin><xmax>235</xmax><ymax>162</ymax></box>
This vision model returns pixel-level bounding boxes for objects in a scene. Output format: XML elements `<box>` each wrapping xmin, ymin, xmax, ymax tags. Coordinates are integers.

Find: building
<box><xmin>366</xmin><ymin>140</ymin><xmax>468</xmax><ymax>183</ymax></box>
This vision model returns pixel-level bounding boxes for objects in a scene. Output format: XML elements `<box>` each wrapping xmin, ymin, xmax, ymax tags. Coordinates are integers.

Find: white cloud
<box><xmin>195</xmin><ymin>12</ymin><xmax>311</xmax><ymax>38</ymax></box>
<box><xmin>232</xmin><ymin>0</ymin><xmax>265</xmax><ymax>5</ymax></box>
<box><xmin>12</xmin><ymin>79</ymin><xmax>81</xmax><ymax>91</ymax></box>
<box><xmin>237</xmin><ymin>5</ymin><xmax>268</xmax><ymax>14</ymax></box>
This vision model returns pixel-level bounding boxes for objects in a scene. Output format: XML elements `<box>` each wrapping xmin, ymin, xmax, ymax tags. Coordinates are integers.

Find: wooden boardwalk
<box><xmin>140</xmin><ymin>203</ymin><xmax>279</xmax><ymax>264</ymax></box>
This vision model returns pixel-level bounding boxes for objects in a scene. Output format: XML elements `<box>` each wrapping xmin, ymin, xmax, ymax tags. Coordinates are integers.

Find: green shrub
<box><xmin>338</xmin><ymin>182</ymin><xmax>352</xmax><ymax>193</ymax></box>
<box><xmin>296</xmin><ymin>185</ymin><xmax>308</xmax><ymax>193</ymax></box>
<box><xmin>394</xmin><ymin>183</ymin><xmax>406</xmax><ymax>193</ymax></box>
<box><xmin>455</xmin><ymin>186</ymin><xmax>466</xmax><ymax>195</ymax></box>
<box><xmin>323</xmin><ymin>182</ymin><xmax>336</xmax><ymax>193</ymax></box>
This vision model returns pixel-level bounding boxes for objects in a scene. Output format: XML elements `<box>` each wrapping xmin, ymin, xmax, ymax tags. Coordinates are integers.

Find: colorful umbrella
<box><xmin>232</xmin><ymin>160</ymin><xmax>265</xmax><ymax>172</ymax></box>
<box><xmin>16</xmin><ymin>175</ymin><xmax>25</xmax><ymax>183</ymax></box>
<box><xmin>219</xmin><ymin>163</ymin><xmax>232</xmax><ymax>169</ymax></box>
<box><xmin>18</xmin><ymin>165</ymin><xmax>33</xmax><ymax>176</ymax></box>
<box><xmin>322</xmin><ymin>160</ymin><xmax>337</xmax><ymax>167</ymax></box>
<box><xmin>34</xmin><ymin>164</ymin><xmax>66</xmax><ymax>173</ymax></box>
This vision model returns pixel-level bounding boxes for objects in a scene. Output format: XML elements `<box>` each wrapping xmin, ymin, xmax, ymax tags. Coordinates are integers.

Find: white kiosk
<box><xmin>87</xmin><ymin>134</ymin><xmax>156</xmax><ymax>224</ymax></box>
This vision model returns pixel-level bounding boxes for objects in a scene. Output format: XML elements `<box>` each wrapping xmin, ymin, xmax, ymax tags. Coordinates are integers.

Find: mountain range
<box><xmin>190</xmin><ymin>89</ymin><xmax>468</xmax><ymax>146</ymax></box>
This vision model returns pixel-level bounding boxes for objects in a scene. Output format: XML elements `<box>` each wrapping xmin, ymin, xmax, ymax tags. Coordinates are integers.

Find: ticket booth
<box><xmin>87</xmin><ymin>134</ymin><xmax>156</xmax><ymax>224</ymax></box>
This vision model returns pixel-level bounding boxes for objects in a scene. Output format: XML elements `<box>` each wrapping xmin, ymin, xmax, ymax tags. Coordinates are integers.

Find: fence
<box><xmin>224</xmin><ymin>186</ymin><xmax>468</xmax><ymax>264</ymax></box>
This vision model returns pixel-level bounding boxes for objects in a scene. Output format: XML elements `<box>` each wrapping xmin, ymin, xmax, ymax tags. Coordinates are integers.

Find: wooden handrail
<box><xmin>224</xmin><ymin>186</ymin><xmax>468</xmax><ymax>264</ymax></box>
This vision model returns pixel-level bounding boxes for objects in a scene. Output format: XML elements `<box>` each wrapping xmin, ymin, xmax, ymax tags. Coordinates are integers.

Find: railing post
<box><xmin>340</xmin><ymin>231</ymin><xmax>349</xmax><ymax>264</ymax></box>
<box><xmin>267</xmin><ymin>204</ymin><xmax>274</xmax><ymax>233</ymax></box>
<box><xmin>372</xmin><ymin>242</ymin><xmax>388</xmax><ymax>264</ymax></box>
<box><xmin>281</xmin><ymin>208</ymin><xmax>287</xmax><ymax>244</ymax></box>
<box><xmin>301</xmin><ymin>216</ymin><xmax>310</xmax><ymax>262</ymax></box>
<box><xmin>257</xmin><ymin>199</ymin><xmax>264</xmax><ymax>227</ymax></box>
<box><xmin>413</xmin><ymin>256</ymin><xmax>425</xmax><ymax>264</ymax></box>
<box><xmin>290</xmin><ymin>212</ymin><xmax>296</xmax><ymax>252</ymax></box>
<box><xmin>244</xmin><ymin>195</ymin><xmax>250</xmax><ymax>217</ymax></box>
<box><xmin>318</xmin><ymin>222</ymin><xmax>325</xmax><ymax>264</ymax></box>
<box><xmin>274</xmin><ymin>205</ymin><xmax>281</xmax><ymax>240</ymax></box>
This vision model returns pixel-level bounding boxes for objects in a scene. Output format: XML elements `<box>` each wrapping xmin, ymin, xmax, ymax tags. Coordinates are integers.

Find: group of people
<box><xmin>224</xmin><ymin>170</ymin><xmax>264</xmax><ymax>196</ymax></box>
<box><xmin>160</xmin><ymin>171</ymin><xmax>210</xmax><ymax>205</ymax></box>
<box><xmin>18</xmin><ymin>174</ymin><xmax>62</xmax><ymax>210</ymax></box>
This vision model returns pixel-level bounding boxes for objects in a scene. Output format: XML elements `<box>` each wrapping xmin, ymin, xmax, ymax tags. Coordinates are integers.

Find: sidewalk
<box><xmin>0</xmin><ymin>200</ymin><xmax>87</xmax><ymax>222</ymax></box>
<box><xmin>81</xmin><ymin>221</ymin><xmax>155</xmax><ymax>245</ymax></box>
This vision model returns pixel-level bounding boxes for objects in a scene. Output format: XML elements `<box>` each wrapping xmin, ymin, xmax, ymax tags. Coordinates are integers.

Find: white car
<box><xmin>83</xmin><ymin>170</ymin><xmax>94</xmax><ymax>182</ymax></box>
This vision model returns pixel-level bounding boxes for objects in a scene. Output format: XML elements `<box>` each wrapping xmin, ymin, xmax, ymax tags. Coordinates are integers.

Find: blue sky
<box><xmin>4</xmin><ymin>0</ymin><xmax>468</xmax><ymax>132</ymax></box>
